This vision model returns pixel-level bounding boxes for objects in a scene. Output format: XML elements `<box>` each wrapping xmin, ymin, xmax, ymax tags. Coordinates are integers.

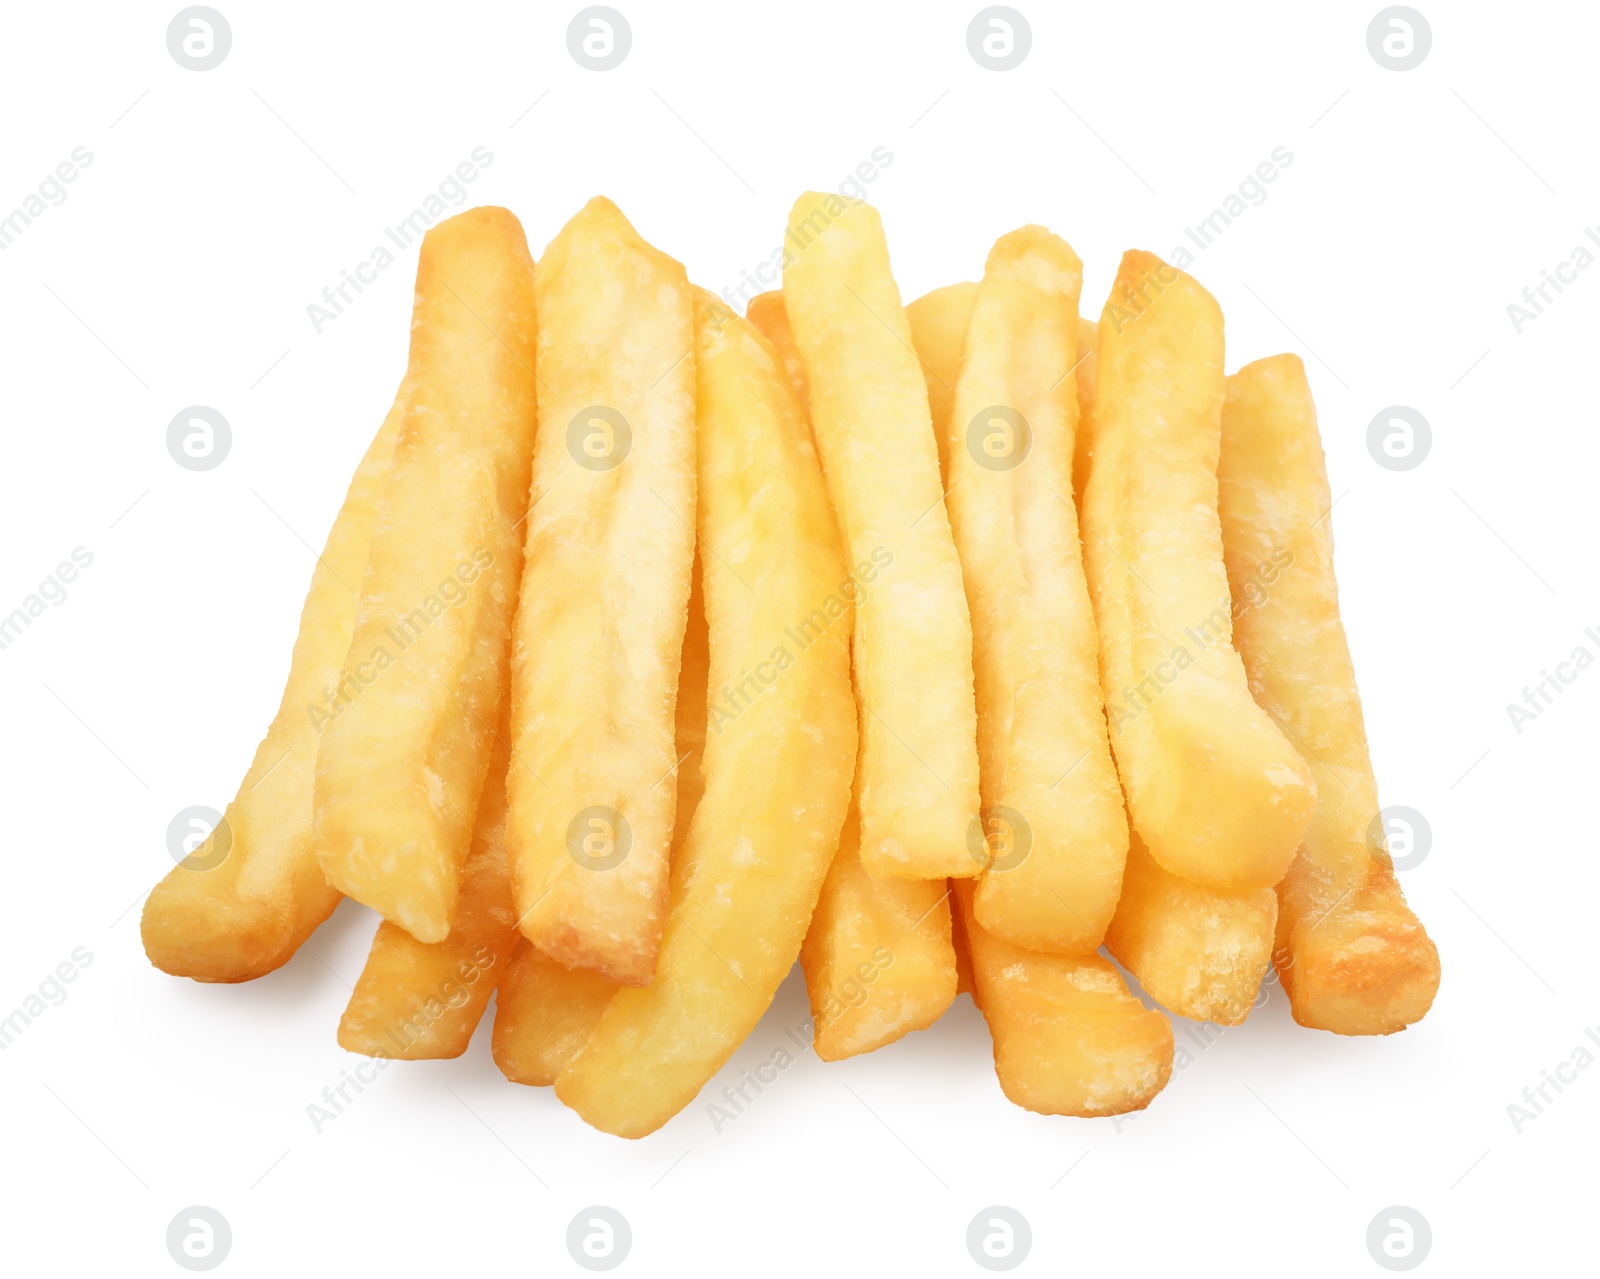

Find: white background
<box><xmin>1</xmin><ymin>1</ymin><xmax>1593</xmax><ymax>1273</ymax></box>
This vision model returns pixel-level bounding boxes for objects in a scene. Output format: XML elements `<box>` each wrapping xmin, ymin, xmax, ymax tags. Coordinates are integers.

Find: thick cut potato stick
<box><xmin>1220</xmin><ymin>356</ymin><xmax>1440</xmax><ymax>1035</ymax></box>
<box><xmin>556</xmin><ymin>292</ymin><xmax>856</xmax><ymax>1137</ymax></box>
<box><xmin>492</xmin><ymin>940</ymin><xmax>619</xmax><ymax>1086</ymax></box>
<box><xmin>493</xmin><ymin>560</ymin><xmax>710</xmax><ymax>1085</ymax></box>
<box><xmin>1106</xmin><ymin>831</ymin><xmax>1276</xmax><ymax>1024</ymax></box>
<box><xmin>801</xmin><ymin>800</ymin><xmax>958</xmax><ymax>1060</ymax></box>
<box><xmin>942</xmin><ymin>227</ymin><xmax>1127</xmax><ymax>954</ymax></box>
<box><xmin>762</xmin><ymin>281</ymin><xmax>961</xmax><ymax>1057</ymax></box>
<box><xmin>745</xmin><ymin>290</ymin><xmax>810</xmax><ymax>419</ymax></box>
<box><xmin>958</xmin><ymin>881</ymin><xmax>1173</xmax><ymax>1117</ymax></box>
<box><xmin>142</xmin><ymin>401</ymin><xmax>403</xmax><ymax>982</ymax></box>
<box><xmin>314</xmin><ymin>207</ymin><xmax>538</xmax><ymax>943</ymax></box>
<box><xmin>1082</xmin><ymin>251</ymin><xmax>1315</xmax><ymax>892</ymax></box>
<box><xmin>904</xmin><ymin>281</ymin><xmax>978</xmax><ymax>483</ymax></box>
<box><xmin>337</xmin><ymin>705</ymin><xmax>521</xmax><ymax>1059</ymax></box>
<box><xmin>782</xmin><ymin>193</ymin><xmax>981</xmax><ymax>880</ymax></box>
<box><xmin>508</xmin><ymin>198</ymin><xmax>697</xmax><ymax>987</ymax></box>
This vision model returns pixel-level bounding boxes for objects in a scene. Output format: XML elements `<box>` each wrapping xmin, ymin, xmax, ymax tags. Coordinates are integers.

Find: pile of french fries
<box><xmin>142</xmin><ymin>195</ymin><xmax>1441</xmax><ymax>1137</ymax></box>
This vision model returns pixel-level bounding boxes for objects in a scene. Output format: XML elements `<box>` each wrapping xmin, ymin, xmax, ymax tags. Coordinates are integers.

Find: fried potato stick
<box><xmin>493</xmin><ymin>560</ymin><xmax>710</xmax><ymax>1085</ymax></box>
<box><xmin>1220</xmin><ymin>356</ymin><xmax>1440</xmax><ymax>1035</ymax></box>
<box><xmin>141</xmin><ymin>401</ymin><xmax>403</xmax><ymax>982</ymax></box>
<box><xmin>1082</xmin><ymin>251</ymin><xmax>1315</xmax><ymax>892</ymax></box>
<box><xmin>556</xmin><ymin>291</ymin><xmax>855</xmax><ymax>1137</ymax></box>
<box><xmin>745</xmin><ymin>290</ymin><xmax>810</xmax><ymax>420</ymax></box>
<box><xmin>800</xmin><ymin>801</ymin><xmax>958</xmax><ymax>1060</ymax></box>
<box><xmin>314</xmin><ymin>207</ymin><xmax>538</xmax><ymax>943</ymax></box>
<box><xmin>904</xmin><ymin>281</ymin><xmax>978</xmax><ymax>484</ymax></box>
<box><xmin>957</xmin><ymin>881</ymin><xmax>1173</xmax><ymax>1117</ymax></box>
<box><xmin>1106</xmin><ymin>830</ymin><xmax>1276</xmax><ymax>1025</ymax></box>
<box><xmin>942</xmin><ymin>227</ymin><xmax>1127</xmax><ymax>954</ymax></box>
<box><xmin>337</xmin><ymin>704</ymin><xmax>521</xmax><ymax>1059</ymax></box>
<box><xmin>754</xmin><ymin>283</ymin><xmax>961</xmax><ymax>1059</ymax></box>
<box><xmin>782</xmin><ymin>193</ymin><xmax>981</xmax><ymax>880</ymax></box>
<box><xmin>1072</xmin><ymin>317</ymin><xmax>1098</xmax><ymax>502</ymax></box>
<box><xmin>508</xmin><ymin>198</ymin><xmax>697</xmax><ymax>987</ymax></box>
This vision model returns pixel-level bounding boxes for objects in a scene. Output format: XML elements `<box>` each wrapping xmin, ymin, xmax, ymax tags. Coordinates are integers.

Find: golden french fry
<box><xmin>957</xmin><ymin>881</ymin><xmax>1173</xmax><ymax>1117</ymax></box>
<box><xmin>759</xmin><ymin>280</ymin><xmax>961</xmax><ymax>1057</ymax></box>
<box><xmin>1082</xmin><ymin>250</ymin><xmax>1315</xmax><ymax>892</ymax></box>
<box><xmin>782</xmin><ymin>194</ymin><xmax>981</xmax><ymax>880</ymax></box>
<box><xmin>507</xmin><ymin>198</ymin><xmax>697</xmax><ymax>987</ymax></box>
<box><xmin>904</xmin><ymin>281</ymin><xmax>978</xmax><ymax>483</ymax></box>
<box><xmin>492</xmin><ymin>940</ymin><xmax>619</xmax><ymax>1086</ymax></box>
<box><xmin>141</xmin><ymin>402</ymin><xmax>403</xmax><ymax>982</ymax></box>
<box><xmin>1220</xmin><ymin>355</ymin><xmax>1440</xmax><ymax>1034</ymax></box>
<box><xmin>801</xmin><ymin>800</ymin><xmax>957</xmax><ymax>1060</ymax></box>
<box><xmin>941</xmin><ymin>227</ymin><xmax>1127</xmax><ymax>954</ymax></box>
<box><xmin>493</xmin><ymin>559</ymin><xmax>710</xmax><ymax>1085</ymax></box>
<box><xmin>1105</xmin><ymin>830</ymin><xmax>1276</xmax><ymax>1024</ymax></box>
<box><xmin>313</xmin><ymin>207</ymin><xmax>538</xmax><ymax>943</ymax></box>
<box><xmin>555</xmin><ymin>291</ymin><xmax>857</xmax><ymax>1138</ymax></box>
<box><xmin>337</xmin><ymin>705</ymin><xmax>521</xmax><ymax>1058</ymax></box>
<box><xmin>745</xmin><ymin>290</ymin><xmax>810</xmax><ymax>419</ymax></box>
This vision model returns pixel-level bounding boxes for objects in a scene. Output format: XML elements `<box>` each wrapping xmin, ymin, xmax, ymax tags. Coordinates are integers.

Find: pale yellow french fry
<box><xmin>1105</xmin><ymin>830</ymin><xmax>1276</xmax><ymax>1025</ymax></box>
<box><xmin>1220</xmin><ymin>355</ymin><xmax>1440</xmax><ymax>1035</ymax></box>
<box><xmin>801</xmin><ymin>801</ymin><xmax>958</xmax><ymax>1060</ymax></box>
<box><xmin>1081</xmin><ymin>251</ymin><xmax>1315</xmax><ymax>892</ymax></box>
<box><xmin>745</xmin><ymin>290</ymin><xmax>810</xmax><ymax>420</ymax></box>
<box><xmin>958</xmin><ymin>881</ymin><xmax>1173</xmax><ymax>1117</ymax></box>
<box><xmin>493</xmin><ymin>559</ymin><xmax>710</xmax><ymax>1085</ymax></box>
<box><xmin>337</xmin><ymin>705</ymin><xmax>521</xmax><ymax>1059</ymax></box>
<box><xmin>904</xmin><ymin>281</ymin><xmax>978</xmax><ymax>483</ymax></box>
<box><xmin>508</xmin><ymin>198</ymin><xmax>697</xmax><ymax>987</ymax></box>
<box><xmin>941</xmin><ymin>227</ymin><xmax>1127</xmax><ymax>954</ymax></box>
<box><xmin>782</xmin><ymin>194</ymin><xmax>981</xmax><ymax>880</ymax></box>
<box><xmin>313</xmin><ymin>207</ymin><xmax>538</xmax><ymax>943</ymax></box>
<box><xmin>141</xmin><ymin>400</ymin><xmax>403</xmax><ymax>982</ymax></box>
<box><xmin>492</xmin><ymin>940</ymin><xmax>619</xmax><ymax>1086</ymax></box>
<box><xmin>759</xmin><ymin>281</ymin><xmax>961</xmax><ymax>1056</ymax></box>
<box><xmin>556</xmin><ymin>291</ymin><xmax>856</xmax><ymax>1137</ymax></box>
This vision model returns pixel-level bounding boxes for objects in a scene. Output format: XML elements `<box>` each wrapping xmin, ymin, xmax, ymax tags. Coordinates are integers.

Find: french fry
<box><xmin>1105</xmin><ymin>830</ymin><xmax>1276</xmax><ymax>1024</ymax></box>
<box><xmin>1219</xmin><ymin>355</ymin><xmax>1440</xmax><ymax>1034</ymax></box>
<box><xmin>759</xmin><ymin>282</ymin><xmax>962</xmax><ymax>1058</ymax></box>
<box><xmin>1081</xmin><ymin>251</ymin><xmax>1315</xmax><ymax>892</ymax></box>
<box><xmin>782</xmin><ymin>193</ymin><xmax>981</xmax><ymax>880</ymax></box>
<box><xmin>313</xmin><ymin>207</ymin><xmax>538</xmax><ymax>943</ymax></box>
<box><xmin>141</xmin><ymin>400</ymin><xmax>403</xmax><ymax>982</ymax></box>
<box><xmin>492</xmin><ymin>940</ymin><xmax>619</xmax><ymax>1086</ymax></box>
<box><xmin>801</xmin><ymin>804</ymin><xmax>958</xmax><ymax>1060</ymax></box>
<box><xmin>745</xmin><ymin>290</ymin><xmax>810</xmax><ymax>419</ymax></box>
<box><xmin>493</xmin><ymin>560</ymin><xmax>710</xmax><ymax>1085</ymax></box>
<box><xmin>556</xmin><ymin>290</ymin><xmax>856</xmax><ymax>1137</ymax></box>
<box><xmin>957</xmin><ymin>881</ymin><xmax>1173</xmax><ymax>1117</ymax></box>
<box><xmin>508</xmin><ymin>198</ymin><xmax>697</xmax><ymax>987</ymax></box>
<box><xmin>904</xmin><ymin>281</ymin><xmax>978</xmax><ymax>483</ymax></box>
<box><xmin>941</xmin><ymin>227</ymin><xmax>1128</xmax><ymax>954</ymax></box>
<box><xmin>336</xmin><ymin>704</ymin><xmax>521</xmax><ymax>1059</ymax></box>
